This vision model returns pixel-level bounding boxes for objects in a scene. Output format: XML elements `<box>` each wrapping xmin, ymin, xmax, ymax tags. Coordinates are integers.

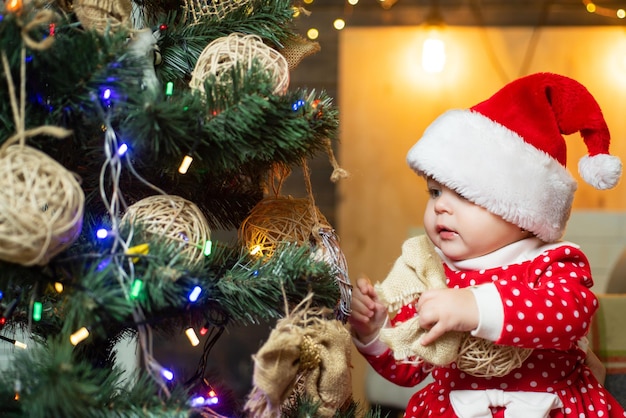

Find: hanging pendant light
<box><xmin>378</xmin><ymin>0</ymin><xmax>399</xmax><ymax>10</ymax></box>
<box><xmin>422</xmin><ymin>0</ymin><xmax>446</xmax><ymax>73</ymax></box>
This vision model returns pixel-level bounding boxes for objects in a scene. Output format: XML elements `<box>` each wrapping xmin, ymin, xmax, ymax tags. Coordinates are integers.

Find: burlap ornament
<box><xmin>73</xmin><ymin>0</ymin><xmax>132</xmax><ymax>33</ymax></box>
<box><xmin>183</xmin><ymin>0</ymin><xmax>250</xmax><ymax>24</ymax></box>
<box><xmin>376</xmin><ymin>235</ymin><xmax>532</xmax><ymax>376</ymax></box>
<box><xmin>244</xmin><ymin>295</ymin><xmax>352</xmax><ymax>417</ymax></box>
<box><xmin>280</xmin><ymin>34</ymin><xmax>320</xmax><ymax>71</ymax></box>
<box><xmin>121</xmin><ymin>195</ymin><xmax>211</xmax><ymax>269</ymax></box>
<box><xmin>376</xmin><ymin>235</ymin><xmax>464</xmax><ymax>366</ymax></box>
<box><xmin>189</xmin><ymin>33</ymin><xmax>289</xmax><ymax>96</ymax></box>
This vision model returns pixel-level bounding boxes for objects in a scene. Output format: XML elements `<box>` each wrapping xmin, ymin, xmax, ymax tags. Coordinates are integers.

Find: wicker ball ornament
<box><xmin>457</xmin><ymin>335</ymin><xmax>533</xmax><ymax>377</ymax></box>
<box><xmin>189</xmin><ymin>33</ymin><xmax>289</xmax><ymax>95</ymax></box>
<box><xmin>238</xmin><ymin>196</ymin><xmax>327</xmax><ymax>259</ymax></box>
<box><xmin>0</xmin><ymin>144</ymin><xmax>84</xmax><ymax>266</ymax></box>
<box><xmin>121</xmin><ymin>195</ymin><xmax>211</xmax><ymax>268</ymax></box>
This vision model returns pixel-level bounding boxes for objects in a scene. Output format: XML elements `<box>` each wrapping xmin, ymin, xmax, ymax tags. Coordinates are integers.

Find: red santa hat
<box><xmin>407</xmin><ymin>72</ymin><xmax>622</xmax><ymax>242</ymax></box>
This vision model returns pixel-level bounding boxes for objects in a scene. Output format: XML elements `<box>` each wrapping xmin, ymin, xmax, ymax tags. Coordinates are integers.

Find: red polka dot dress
<box><xmin>357</xmin><ymin>239</ymin><xmax>626</xmax><ymax>417</ymax></box>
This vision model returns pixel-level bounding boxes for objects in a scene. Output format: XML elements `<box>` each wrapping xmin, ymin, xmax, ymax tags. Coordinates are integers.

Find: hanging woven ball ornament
<box><xmin>456</xmin><ymin>335</ymin><xmax>533</xmax><ymax>378</ymax></box>
<box><xmin>73</xmin><ymin>0</ymin><xmax>132</xmax><ymax>33</ymax></box>
<box><xmin>238</xmin><ymin>196</ymin><xmax>327</xmax><ymax>259</ymax></box>
<box><xmin>0</xmin><ymin>144</ymin><xmax>84</xmax><ymax>266</ymax></box>
<box><xmin>189</xmin><ymin>33</ymin><xmax>289</xmax><ymax>96</ymax></box>
<box><xmin>121</xmin><ymin>195</ymin><xmax>211</xmax><ymax>268</ymax></box>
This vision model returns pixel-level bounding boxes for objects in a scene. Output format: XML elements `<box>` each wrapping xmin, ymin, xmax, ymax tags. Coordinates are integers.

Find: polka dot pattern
<box><xmin>359</xmin><ymin>244</ymin><xmax>626</xmax><ymax>417</ymax></box>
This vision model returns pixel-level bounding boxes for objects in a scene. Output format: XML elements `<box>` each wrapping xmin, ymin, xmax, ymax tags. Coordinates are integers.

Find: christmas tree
<box><xmin>0</xmin><ymin>0</ymin><xmax>371</xmax><ymax>416</ymax></box>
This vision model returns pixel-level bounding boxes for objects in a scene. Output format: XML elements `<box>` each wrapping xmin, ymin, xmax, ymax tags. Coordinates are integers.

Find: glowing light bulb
<box><xmin>70</xmin><ymin>327</ymin><xmax>90</xmax><ymax>345</ymax></box>
<box><xmin>54</xmin><ymin>282</ymin><xmax>64</xmax><ymax>293</ymax></box>
<box><xmin>178</xmin><ymin>155</ymin><xmax>193</xmax><ymax>174</ymax></box>
<box><xmin>165</xmin><ymin>82</ymin><xmax>174</xmax><ymax>96</ymax></box>
<box><xmin>161</xmin><ymin>368</ymin><xmax>174</xmax><ymax>381</ymax></box>
<box><xmin>188</xmin><ymin>286</ymin><xmax>202</xmax><ymax>302</ymax></box>
<box><xmin>6</xmin><ymin>0</ymin><xmax>22</xmax><ymax>12</ymax></box>
<box><xmin>129</xmin><ymin>279</ymin><xmax>143</xmax><ymax>300</ymax></box>
<box><xmin>333</xmin><ymin>19</ymin><xmax>346</xmax><ymax>30</ymax></box>
<box><xmin>96</xmin><ymin>229</ymin><xmax>109</xmax><ymax>239</ymax></box>
<box><xmin>203</xmin><ymin>240</ymin><xmax>212</xmax><ymax>256</ymax></box>
<box><xmin>250</xmin><ymin>245</ymin><xmax>262</xmax><ymax>256</ymax></box>
<box><xmin>185</xmin><ymin>328</ymin><xmax>200</xmax><ymax>346</ymax></box>
<box><xmin>307</xmin><ymin>28</ymin><xmax>319</xmax><ymax>40</ymax></box>
<box><xmin>32</xmin><ymin>302</ymin><xmax>42</xmax><ymax>321</ymax></box>
<box><xmin>422</xmin><ymin>34</ymin><xmax>446</xmax><ymax>73</ymax></box>
<box><xmin>117</xmin><ymin>143</ymin><xmax>128</xmax><ymax>156</ymax></box>
<box><xmin>126</xmin><ymin>243</ymin><xmax>149</xmax><ymax>263</ymax></box>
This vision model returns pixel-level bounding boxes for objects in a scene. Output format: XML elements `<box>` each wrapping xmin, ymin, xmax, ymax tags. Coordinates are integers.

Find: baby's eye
<box><xmin>427</xmin><ymin>187</ymin><xmax>441</xmax><ymax>199</ymax></box>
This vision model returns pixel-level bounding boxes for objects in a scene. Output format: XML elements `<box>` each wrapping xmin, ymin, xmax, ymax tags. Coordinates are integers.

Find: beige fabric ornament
<box><xmin>121</xmin><ymin>195</ymin><xmax>211</xmax><ymax>269</ymax></box>
<box><xmin>244</xmin><ymin>294</ymin><xmax>352</xmax><ymax>418</ymax></box>
<box><xmin>189</xmin><ymin>33</ymin><xmax>289</xmax><ymax>96</ymax></box>
<box><xmin>183</xmin><ymin>0</ymin><xmax>251</xmax><ymax>24</ymax></box>
<box><xmin>73</xmin><ymin>0</ymin><xmax>132</xmax><ymax>33</ymax></box>
<box><xmin>0</xmin><ymin>48</ymin><xmax>84</xmax><ymax>266</ymax></box>
<box><xmin>376</xmin><ymin>235</ymin><xmax>532</xmax><ymax>376</ymax></box>
<box><xmin>376</xmin><ymin>235</ymin><xmax>464</xmax><ymax>366</ymax></box>
<box><xmin>280</xmin><ymin>34</ymin><xmax>321</xmax><ymax>71</ymax></box>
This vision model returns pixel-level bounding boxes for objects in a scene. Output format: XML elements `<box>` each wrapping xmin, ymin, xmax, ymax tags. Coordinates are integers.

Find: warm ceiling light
<box><xmin>378</xmin><ymin>0</ymin><xmax>398</xmax><ymax>10</ymax></box>
<box><xmin>348</xmin><ymin>0</ymin><xmax>359</xmax><ymax>4</ymax></box>
<box><xmin>421</xmin><ymin>1</ymin><xmax>446</xmax><ymax>73</ymax></box>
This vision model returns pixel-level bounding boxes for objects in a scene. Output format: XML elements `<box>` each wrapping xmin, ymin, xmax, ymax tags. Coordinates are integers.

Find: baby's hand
<box><xmin>348</xmin><ymin>276</ymin><xmax>387</xmax><ymax>344</ymax></box>
<box><xmin>414</xmin><ymin>288</ymin><xmax>479</xmax><ymax>346</ymax></box>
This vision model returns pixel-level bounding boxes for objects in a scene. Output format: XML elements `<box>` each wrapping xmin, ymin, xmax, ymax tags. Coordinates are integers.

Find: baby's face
<box><xmin>423</xmin><ymin>178</ymin><xmax>527</xmax><ymax>261</ymax></box>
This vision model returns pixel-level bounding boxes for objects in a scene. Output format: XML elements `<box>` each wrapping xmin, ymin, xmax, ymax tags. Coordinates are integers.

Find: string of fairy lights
<box><xmin>299</xmin><ymin>0</ymin><xmax>626</xmax><ymax>41</ymax></box>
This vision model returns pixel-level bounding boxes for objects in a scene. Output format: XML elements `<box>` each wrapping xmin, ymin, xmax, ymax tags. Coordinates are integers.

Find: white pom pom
<box><xmin>578</xmin><ymin>154</ymin><xmax>622</xmax><ymax>190</ymax></box>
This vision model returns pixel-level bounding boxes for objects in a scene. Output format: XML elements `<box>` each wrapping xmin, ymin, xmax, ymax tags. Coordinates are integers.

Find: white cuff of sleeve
<box><xmin>352</xmin><ymin>316</ymin><xmax>391</xmax><ymax>357</ymax></box>
<box><xmin>469</xmin><ymin>284</ymin><xmax>503</xmax><ymax>342</ymax></box>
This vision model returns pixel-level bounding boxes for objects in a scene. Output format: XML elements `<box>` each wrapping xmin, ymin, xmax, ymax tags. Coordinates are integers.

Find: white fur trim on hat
<box><xmin>407</xmin><ymin>109</ymin><xmax>577</xmax><ymax>243</ymax></box>
<box><xmin>578</xmin><ymin>154</ymin><xmax>622</xmax><ymax>190</ymax></box>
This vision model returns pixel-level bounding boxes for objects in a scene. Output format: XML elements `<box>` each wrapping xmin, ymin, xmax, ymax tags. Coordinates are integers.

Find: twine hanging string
<box><xmin>301</xmin><ymin>157</ymin><xmax>352</xmax><ymax>321</ymax></box>
<box><xmin>1</xmin><ymin>48</ymin><xmax>71</xmax><ymax>153</ymax></box>
<box><xmin>2</xmin><ymin>8</ymin><xmax>70</xmax><ymax>149</ymax></box>
<box><xmin>322</xmin><ymin>138</ymin><xmax>349</xmax><ymax>183</ymax></box>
